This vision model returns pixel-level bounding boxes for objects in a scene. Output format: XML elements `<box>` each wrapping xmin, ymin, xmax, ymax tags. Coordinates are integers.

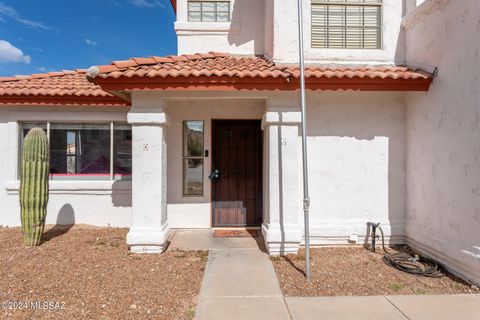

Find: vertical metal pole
<box><xmin>110</xmin><ymin>122</ymin><xmax>114</xmax><ymax>180</ymax></box>
<box><xmin>297</xmin><ymin>0</ymin><xmax>311</xmax><ymax>281</ymax></box>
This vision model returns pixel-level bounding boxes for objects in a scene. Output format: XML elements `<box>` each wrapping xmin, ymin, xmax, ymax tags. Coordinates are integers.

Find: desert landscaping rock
<box><xmin>0</xmin><ymin>226</ymin><xmax>207</xmax><ymax>320</ymax></box>
<box><xmin>272</xmin><ymin>247</ymin><xmax>473</xmax><ymax>297</ymax></box>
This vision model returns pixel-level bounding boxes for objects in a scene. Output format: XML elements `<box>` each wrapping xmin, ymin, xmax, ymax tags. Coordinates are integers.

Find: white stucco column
<box><xmin>126</xmin><ymin>100</ymin><xmax>169</xmax><ymax>253</ymax></box>
<box><xmin>261</xmin><ymin>103</ymin><xmax>302</xmax><ymax>255</ymax></box>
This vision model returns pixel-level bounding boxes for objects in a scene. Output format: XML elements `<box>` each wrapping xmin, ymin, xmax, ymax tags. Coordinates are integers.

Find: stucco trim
<box><xmin>127</xmin><ymin>112</ymin><xmax>169</xmax><ymax>126</ymax></box>
<box><xmin>5</xmin><ymin>180</ymin><xmax>132</xmax><ymax>195</ymax></box>
<box><xmin>174</xmin><ymin>21</ymin><xmax>240</xmax><ymax>34</ymax></box>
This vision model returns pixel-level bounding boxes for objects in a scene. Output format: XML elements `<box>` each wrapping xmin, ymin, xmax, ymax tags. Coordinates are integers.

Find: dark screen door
<box><xmin>211</xmin><ymin>120</ymin><xmax>263</xmax><ymax>227</ymax></box>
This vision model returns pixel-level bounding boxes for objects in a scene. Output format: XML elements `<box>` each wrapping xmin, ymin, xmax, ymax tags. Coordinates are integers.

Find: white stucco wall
<box><xmin>175</xmin><ymin>0</ymin><xmax>407</xmax><ymax>65</ymax></box>
<box><xmin>304</xmin><ymin>91</ymin><xmax>406</xmax><ymax>245</ymax></box>
<box><xmin>175</xmin><ymin>0</ymin><xmax>265</xmax><ymax>55</ymax></box>
<box><xmin>0</xmin><ymin>106</ymin><xmax>132</xmax><ymax>228</ymax></box>
<box><xmin>0</xmin><ymin>91</ymin><xmax>407</xmax><ymax>248</ymax></box>
<box><xmin>404</xmin><ymin>0</ymin><xmax>480</xmax><ymax>284</ymax></box>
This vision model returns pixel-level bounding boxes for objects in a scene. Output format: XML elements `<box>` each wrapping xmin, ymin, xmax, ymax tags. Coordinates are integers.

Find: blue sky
<box><xmin>0</xmin><ymin>0</ymin><xmax>177</xmax><ymax>76</ymax></box>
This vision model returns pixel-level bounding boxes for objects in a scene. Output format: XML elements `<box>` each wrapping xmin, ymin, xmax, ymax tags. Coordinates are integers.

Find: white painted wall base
<box><xmin>262</xmin><ymin>223</ymin><xmax>302</xmax><ymax>255</ymax></box>
<box><xmin>305</xmin><ymin>221</ymin><xmax>406</xmax><ymax>246</ymax></box>
<box><xmin>127</xmin><ymin>223</ymin><xmax>170</xmax><ymax>254</ymax></box>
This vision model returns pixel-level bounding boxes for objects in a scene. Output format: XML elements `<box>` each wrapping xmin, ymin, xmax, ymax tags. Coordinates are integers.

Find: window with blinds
<box><xmin>311</xmin><ymin>0</ymin><xmax>382</xmax><ymax>49</ymax></box>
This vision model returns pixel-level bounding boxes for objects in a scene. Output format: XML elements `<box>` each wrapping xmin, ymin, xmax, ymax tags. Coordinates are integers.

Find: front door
<box><xmin>211</xmin><ymin>120</ymin><xmax>263</xmax><ymax>227</ymax></box>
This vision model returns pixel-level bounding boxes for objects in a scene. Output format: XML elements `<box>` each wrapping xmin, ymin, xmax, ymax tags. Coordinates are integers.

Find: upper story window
<box><xmin>311</xmin><ymin>0</ymin><xmax>382</xmax><ymax>49</ymax></box>
<box><xmin>188</xmin><ymin>1</ymin><xmax>231</xmax><ymax>22</ymax></box>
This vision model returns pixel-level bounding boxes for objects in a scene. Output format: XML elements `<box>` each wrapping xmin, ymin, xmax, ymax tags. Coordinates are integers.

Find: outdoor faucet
<box><xmin>367</xmin><ymin>222</ymin><xmax>380</xmax><ymax>252</ymax></box>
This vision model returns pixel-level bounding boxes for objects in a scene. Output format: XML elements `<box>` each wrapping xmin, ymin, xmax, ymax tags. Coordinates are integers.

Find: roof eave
<box><xmin>0</xmin><ymin>95</ymin><xmax>131</xmax><ymax>107</ymax></box>
<box><xmin>90</xmin><ymin>76</ymin><xmax>433</xmax><ymax>92</ymax></box>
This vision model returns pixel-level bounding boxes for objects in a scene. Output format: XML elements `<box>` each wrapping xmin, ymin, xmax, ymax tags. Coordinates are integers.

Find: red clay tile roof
<box><xmin>0</xmin><ymin>52</ymin><xmax>433</xmax><ymax>107</ymax></box>
<box><xmin>87</xmin><ymin>52</ymin><xmax>433</xmax><ymax>91</ymax></box>
<box><xmin>88</xmin><ymin>52</ymin><xmax>430</xmax><ymax>80</ymax></box>
<box><xmin>0</xmin><ymin>70</ymin><xmax>128</xmax><ymax>106</ymax></box>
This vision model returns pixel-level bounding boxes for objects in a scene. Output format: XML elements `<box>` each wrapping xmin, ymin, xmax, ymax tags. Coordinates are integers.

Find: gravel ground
<box><xmin>0</xmin><ymin>226</ymin><xmax>207</xmax><ymax>320</ymax></box>
<box><xmin>272</xmin><ymin>247</ymin><xmax>477</xmax><ymax>297</ymax></box>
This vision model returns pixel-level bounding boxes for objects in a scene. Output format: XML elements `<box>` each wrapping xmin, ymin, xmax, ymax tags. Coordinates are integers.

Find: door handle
<box><xmin>209</xmin><ymin>169</ymin><xmax>220</xmax><ymax>180</ymax></box>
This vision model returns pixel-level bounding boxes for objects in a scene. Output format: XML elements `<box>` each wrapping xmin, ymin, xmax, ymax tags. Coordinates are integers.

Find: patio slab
<box><xmin>386</xmin><ymin>294</ymin><xmax>480</xmax><ymax>320</ymax></box>
<box><xmin>286</xmin><ymin>296</ymin><xmax>408</xmax><ymax>320</ymax></box>
<box><xmin>168</xmin><ymin>229</ymin><xmax>264</xmax><ymax>251</ymax></box>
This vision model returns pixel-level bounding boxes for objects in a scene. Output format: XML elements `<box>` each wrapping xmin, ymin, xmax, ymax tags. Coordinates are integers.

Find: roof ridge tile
<box><xmin>131</xmin><ymin>57</ymin><xmax>157</xmax><ymax>65</ymax></box>
<box><xmin>168</xmin><ymin>55</ymin><xmax>188</xmax><ymax>62</ymax></box>
<box><xmin>112</xmin><ymin>60</ymin><xmax>138</xmax><ymax>68</ymax></box>
<box><xmin>152</xmin><ymin>56</ymin><xmax>174</xmax><ymax>63</ymax></box>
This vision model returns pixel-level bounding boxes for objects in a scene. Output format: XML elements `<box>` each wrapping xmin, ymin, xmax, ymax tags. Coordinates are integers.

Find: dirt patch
<box><xmin>271</xmin><ymin>247</ymin><xmax>476</xmax><ymax>297</ymax></box>
<box><xmin>0</xmin><ymin>226</ymin><xmax>207</xmax><ymax>320</ymax></box>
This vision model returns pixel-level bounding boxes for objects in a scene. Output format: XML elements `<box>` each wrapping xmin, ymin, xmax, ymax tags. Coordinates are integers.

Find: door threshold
<box><xmin>212</xmin><ymin>226</ymin><xmax>261</xmax><ymax>230</ymax></box>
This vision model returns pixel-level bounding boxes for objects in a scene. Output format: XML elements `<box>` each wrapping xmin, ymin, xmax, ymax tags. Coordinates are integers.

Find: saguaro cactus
<box><xmin>20</xmin><ymin>128</ymin><xmax>49</xmax><ymax>246</ymax></box>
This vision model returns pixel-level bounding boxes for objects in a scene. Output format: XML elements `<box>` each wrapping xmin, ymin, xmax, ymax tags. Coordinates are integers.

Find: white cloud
<box><xmin>85</xmin><ymin>39</ymin><xmax>98</xmax><ymax>46</ymax></box>
<box><xmin>0</xmin><ymin>2</ymin><xmax>50</xmax><ymax>30</ymax></box>
<box><xmin>37</xmin><ymin>66</ymin><xmax>47</xmax><ymax>72</ymax></box>
<box><xmin>129</xmin><ymin>0</ymin><xmax>164</xmax><ymax>8</ymax></box>
<box><xmin>0</xmin><ymin>40</ymin><xmax>31</xmax><ymax>64</ymax></box>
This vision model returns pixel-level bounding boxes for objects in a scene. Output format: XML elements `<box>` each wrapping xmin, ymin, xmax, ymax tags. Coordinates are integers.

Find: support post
<box><xmin>261</xmin><ymin>105</ymin><xmax>303</xmax><ymax>256</ymax></box>
<box><xmin>126</xmin><ymin>105</ymin><xmax>169</xmax><ymax>253</ymax></box>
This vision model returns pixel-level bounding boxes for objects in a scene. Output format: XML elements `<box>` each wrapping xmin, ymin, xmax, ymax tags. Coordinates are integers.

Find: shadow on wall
<box><xmin>227</xmin><ymin>0</ymin><xmax>264</xmax><ymax>55</ymax></box>
<box><xmin>394</xmin><ymin>0</ymin><xmax>411</xmax><ymax>65</ymax></box>
<box><xmin>277</xmin><ymin>124</ymin><xmax>286</xmax><ymax>254</ymax></box>
<box><xmin>111</xmin><ymin>180</ymin><xmax>132</xmax><ymax>207</ymax></box>
<box><xmin>42</xmin><ymin>203</ymin><xmax>75</xmax><ymax>243</ymax></box>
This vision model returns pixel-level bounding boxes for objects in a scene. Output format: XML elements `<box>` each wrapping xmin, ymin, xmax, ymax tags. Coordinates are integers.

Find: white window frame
<box><xmin>311</xmin><ymin>0</ymin><xmax>383</xmax><ymax>49</ymax></box>
<box><xmin>19</xmin><ymin>121</ymin><xmax>132</xmax><ymax>181</ymax></box>
<box><xmin>182</xmin><ymin>120</ymin><xmax>205</xmax><ymax>197</ymax></box>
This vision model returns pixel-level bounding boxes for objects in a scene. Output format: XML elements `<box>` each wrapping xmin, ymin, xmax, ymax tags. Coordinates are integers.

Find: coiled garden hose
<box><xmin>377</xmin><ymin>226</ymin><xmax>443</xmax><ymax>278</ymax></box>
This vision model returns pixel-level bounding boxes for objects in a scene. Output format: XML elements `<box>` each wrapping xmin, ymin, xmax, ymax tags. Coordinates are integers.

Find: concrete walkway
<box><xmin>169</xmin><ymin>230</ymin><xmax>480</xmax><ymax>320</ymax></box>
<box><xmin>169</xmin><ymin>230</ymin><xmax>290</xmax><ymax>320</ymax></box>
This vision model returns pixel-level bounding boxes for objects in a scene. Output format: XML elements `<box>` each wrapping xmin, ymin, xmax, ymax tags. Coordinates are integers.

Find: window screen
<box><xmin>311</xmin><ymin>0</ymin><xmax>382</xmax><ymax>49</ymax></box>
